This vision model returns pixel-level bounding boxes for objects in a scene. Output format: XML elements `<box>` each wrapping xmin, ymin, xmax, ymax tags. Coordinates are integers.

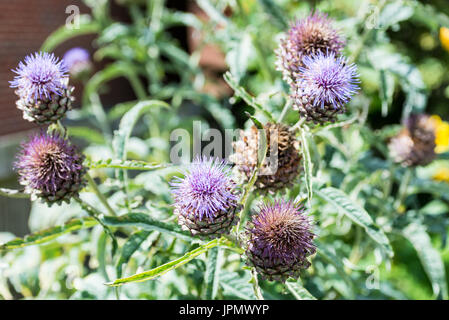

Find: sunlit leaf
<box><xmin>402</xmin><ymin>223</ymin><xmax>448</xmax><ymax>299</ymax></box>
<box><xmin>0</xmin><ymin>218</ymin><xmax>97</xmax><ymax>250</ymax></box>
<box><xmin>316</xmin><ymin>187</ymin><xmax>393</xmax><ymax>257</ymax></box>
<box><xmin>106</xmin><ymin>239</ymin><xmax>220</xmax><ymax>286</ymax></box>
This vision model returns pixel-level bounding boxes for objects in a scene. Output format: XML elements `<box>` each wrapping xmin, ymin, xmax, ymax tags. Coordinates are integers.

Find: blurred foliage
<box><xmin>1</xmin><ymin>0</ymin><xmax>449</xmax><ymax>300</ymax></box>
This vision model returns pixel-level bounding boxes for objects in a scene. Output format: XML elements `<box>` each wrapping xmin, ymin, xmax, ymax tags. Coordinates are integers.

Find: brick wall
<box><xmin>0</xmin><ymin>0</ymin><xmax>92</xmax><ymax>136</ymax></box>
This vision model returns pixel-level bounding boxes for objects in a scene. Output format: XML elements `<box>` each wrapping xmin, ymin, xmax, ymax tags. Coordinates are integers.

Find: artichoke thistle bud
<box><xmin>170</xmin><ymin>157</ymin><xmax>240</xmax><ymax>239</ymax></box>
<box><xmin>14</xmin><ymin>132</ymin><xmax>87</xmax><ymax>206</ymax></box>
<box><xmin>230</xmin><ymin>123</ymin><xmax>301</xmax><ymax>194</ymax></box>
<box><xmin>276</xmin><ymin>11</ymin><xmax>345</xmax><ymax>86</ymax></box>
<box><xmin>389</xmin><ymin>114</ymin><xmax>437</xmax><ymax>167</ymax></box>
<box><xmin>245</xmin><ymin>200</ymin><xmax>316</xmax><ymax>282</ymax></box>
<box><xmin>10</xmin><ymin>52</ymin><xmax>74</xmax><ymax>125</ymax></box>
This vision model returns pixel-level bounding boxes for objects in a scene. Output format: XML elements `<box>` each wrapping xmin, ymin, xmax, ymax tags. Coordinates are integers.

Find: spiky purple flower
<box><xmin>300</xmin><ymin>52</ymin><xmax>359</xmax><ymax>109</ymax></box>
<box><xmin>170</xmin><ymin>156</ymin><xmax>240</xmax><ymax>238</ymax></box>
<box><xmin>10</xmin><ymin>52</ymin><xmax>69</xmax><ymax>103</ymax></box>
<box><xmin>14</xmin><ymin>132</ymin><xmax>86</xmax><ymax>205</ymax></box>
<box><xmin>63</xmin><ymin>47</ymin><xmax>92</xmax><ymax>78</ymax></box>
<box><xmin>246</xmin><ymin>200</ymin><xmax>316</xmax><ymax>282</ymax></box>
<box><xmin>291</xmin><ymin>51</ymin><xmax>360</xmax><ymax>123</ymax></box>
<box><xmin>276</xmin><ymin>11</ymin><xmax>345</xmax><ymax>85</ymax></box>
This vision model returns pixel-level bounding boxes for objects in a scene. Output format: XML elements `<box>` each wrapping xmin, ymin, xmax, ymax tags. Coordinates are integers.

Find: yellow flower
<box><xmin>430</xmin><ymin>115</ymin><xmax>449</xmax><ymax>153</ymax></box>
<box><xmin>433</xmin><ymin>167</ymin><xmax>449</xmax><ymax>183</ymax></box>
<box><xmin>440</xmin><ymin>27</ymin><xmax>449</xmax><ymax>52</ymax></box>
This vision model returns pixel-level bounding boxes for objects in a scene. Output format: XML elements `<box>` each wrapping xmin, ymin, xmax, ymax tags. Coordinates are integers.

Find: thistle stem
<box><xmin>251</xmin><ymin>268</ymin><xmax>264</xmax><ymax>300</ymax></box>
<box><xmin>86</xmin><ymin>172</ymin><xmax>117</xmax><ymax>217</ymax></box>
<box><xmin>289</xmin><ymin>118</ymin><xmax>306</xmax><ymax>132</ymax></box>
<box><xmin>277</xmin><ymin>100</ymin><xmax>291</xmax><ymax>123</ymax></box>
<box><xmin>235</xmin><ymin>176</ymin><xmax>257</xmax><ymax>233</ymax></box>
<box><xmin>73</xmin><ymin>196</ymin><xmax>118</xmax><ymax>252</ymax></box>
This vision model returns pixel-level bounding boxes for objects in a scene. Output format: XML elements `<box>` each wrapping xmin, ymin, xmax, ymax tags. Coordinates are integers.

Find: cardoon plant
<box><xmin>10</xmin><ymin>52</ymin><xmax>74</xmax><ymax>125</ymax></box>
<box><xmin>291</xmin><ymin>52</ymin><xmax>360</xmax><ymax>124</ymax></box>
<box><xmin>2</xmin><ymin>1</ymin><xmax>449</xmax><ymax>302</ymax></box>
<box><xmin>170</xmin><ymin>157</ymin><xmax>240</xmax><ymax>238</ymax></box>
<box><xmin>276</xmin><ymin>11</ymin><xmax>345</xmax><ymax>86</ymax></box>
<box><xmin>245</xmin><ymin>200</ymin><xmax>316</xmax><ymax>282</ymax></box>
<box><xmin>14</xmin><ymin>132</ymin><xmax>86</xmax><ymax>206</ymax></box>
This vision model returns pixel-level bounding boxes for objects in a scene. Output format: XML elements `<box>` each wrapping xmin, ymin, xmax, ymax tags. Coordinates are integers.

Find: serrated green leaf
<box><xmin>0</xmin><ymin>218</ymin><xmax>97</xmax><ymax>250</ymax></box>
<box><xmin>87</xmin><ymin>159</ymin><xmax>168</xmax><ymax>171</ymax></box>
<box><xmin>220</xmin><ymin>271</ymin><xmax>256</xmax><ymax>300</ymax></box>
<box><xmin>116</xmin><ymin>230</ymin><xmax>152</xmax><ymax>278</ymax></box>
<box><xmin>316</xmin><ymin>243</ymin><xmax>355</xmax><ymax>298</ymax></box>
<box><xmin>106</xmin><ymin>239</ymin><xmax>219</xmax><ymax>286</ymax></box>
<box><xmin>285</xmin><ymin>280</ymin><xmax>316</xmax><ymax>300</ymax></box>
<box><xmin>203</xmin><ymin>247</ymin><xmax>220</xmax><ymax>300</ymax></box>
<box><xmin>316</xmin><ymin>187</ymin><xmax>393</xmax><ymax>257</ymax></box>
<box><xmin>97</xmin><ymin>231</ymin><xmax>109</xmax><ymax>281</ymax></box>
<box><xmin>402</xmin><ymin>223</ymin><xmax>448</xmax><ymax>299</ymax></box>
<box><xmin>102</xmin><ymin>213</ymin><xmax>193</xmax><ymax>242</ymax></box>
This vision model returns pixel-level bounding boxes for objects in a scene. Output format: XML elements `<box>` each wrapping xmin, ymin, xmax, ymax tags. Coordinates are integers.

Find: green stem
<box><xmin>236</xmin><ymin>193</ymin><xmax>255</xmax><ymax>233</ymax></box>
<box><xmin>56</xmin><ymin>120</ymin><xmax>67</xmax><ymax>136</ymax></box>
<box><xmin>74</xmin><ymin>196</ymin><xmax>117</xmax><ymax>253</ymax></box>
<box><xmin>289</xmin><ymin>118</ymin><xmax>306</xmax><ymax>132</ymax></box>
<box><xmin>277</xmin><ymin>100</ymin><xmax>291</xmax><ymax>123</ymax></box>
<box><xmin>86</xmin><ymin>172</ymin><xmax>117</xmax><ymax>217</ymax></box>
<box><xmin>126</xmin><ymin>73</ymin><xmax>147</xmax><ymax>101</ymax></box>
<box><xmin>251</xmin><ymin>268</ymin><xmax>264</xmax><ymax>300</ymax></box>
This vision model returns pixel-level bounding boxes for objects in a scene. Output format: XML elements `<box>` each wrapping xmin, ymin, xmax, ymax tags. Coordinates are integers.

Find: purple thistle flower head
<box><xmin>14</xmin><ymin>132</ymin><xmax>85</xmax><ymax>199</ymax></box>
<box><xmin>63</xmin><ymin>47</ymin><xmax>91</xmax><ymax>70</ymax></box>
<box><xmin>297</xmin><ymin>51</ymin><xmax>360</xmax><ymax>110</ymax></box>
<box><xmin>287</xmin><ymin>11</ymin><xmax>345</xmax><ymax>56</ymax></box>
<box><xmin>10</xmin><ymin>52</ymin><xmax>69</xmax><ymax>103</ymax></box>
<box><xmin>246</xmin><ymin>200</ymin><xmax>316</xmax><ymax>281</ymax></box>
<box><xmin>170</xmin><ymin>156</ymin><xmax>239</xmax><ymax>222</ymax></box>
<box><xmin>276</xmin><ymin>11</ymin><xmax>345</xmax><ymax>84</ymax></box>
